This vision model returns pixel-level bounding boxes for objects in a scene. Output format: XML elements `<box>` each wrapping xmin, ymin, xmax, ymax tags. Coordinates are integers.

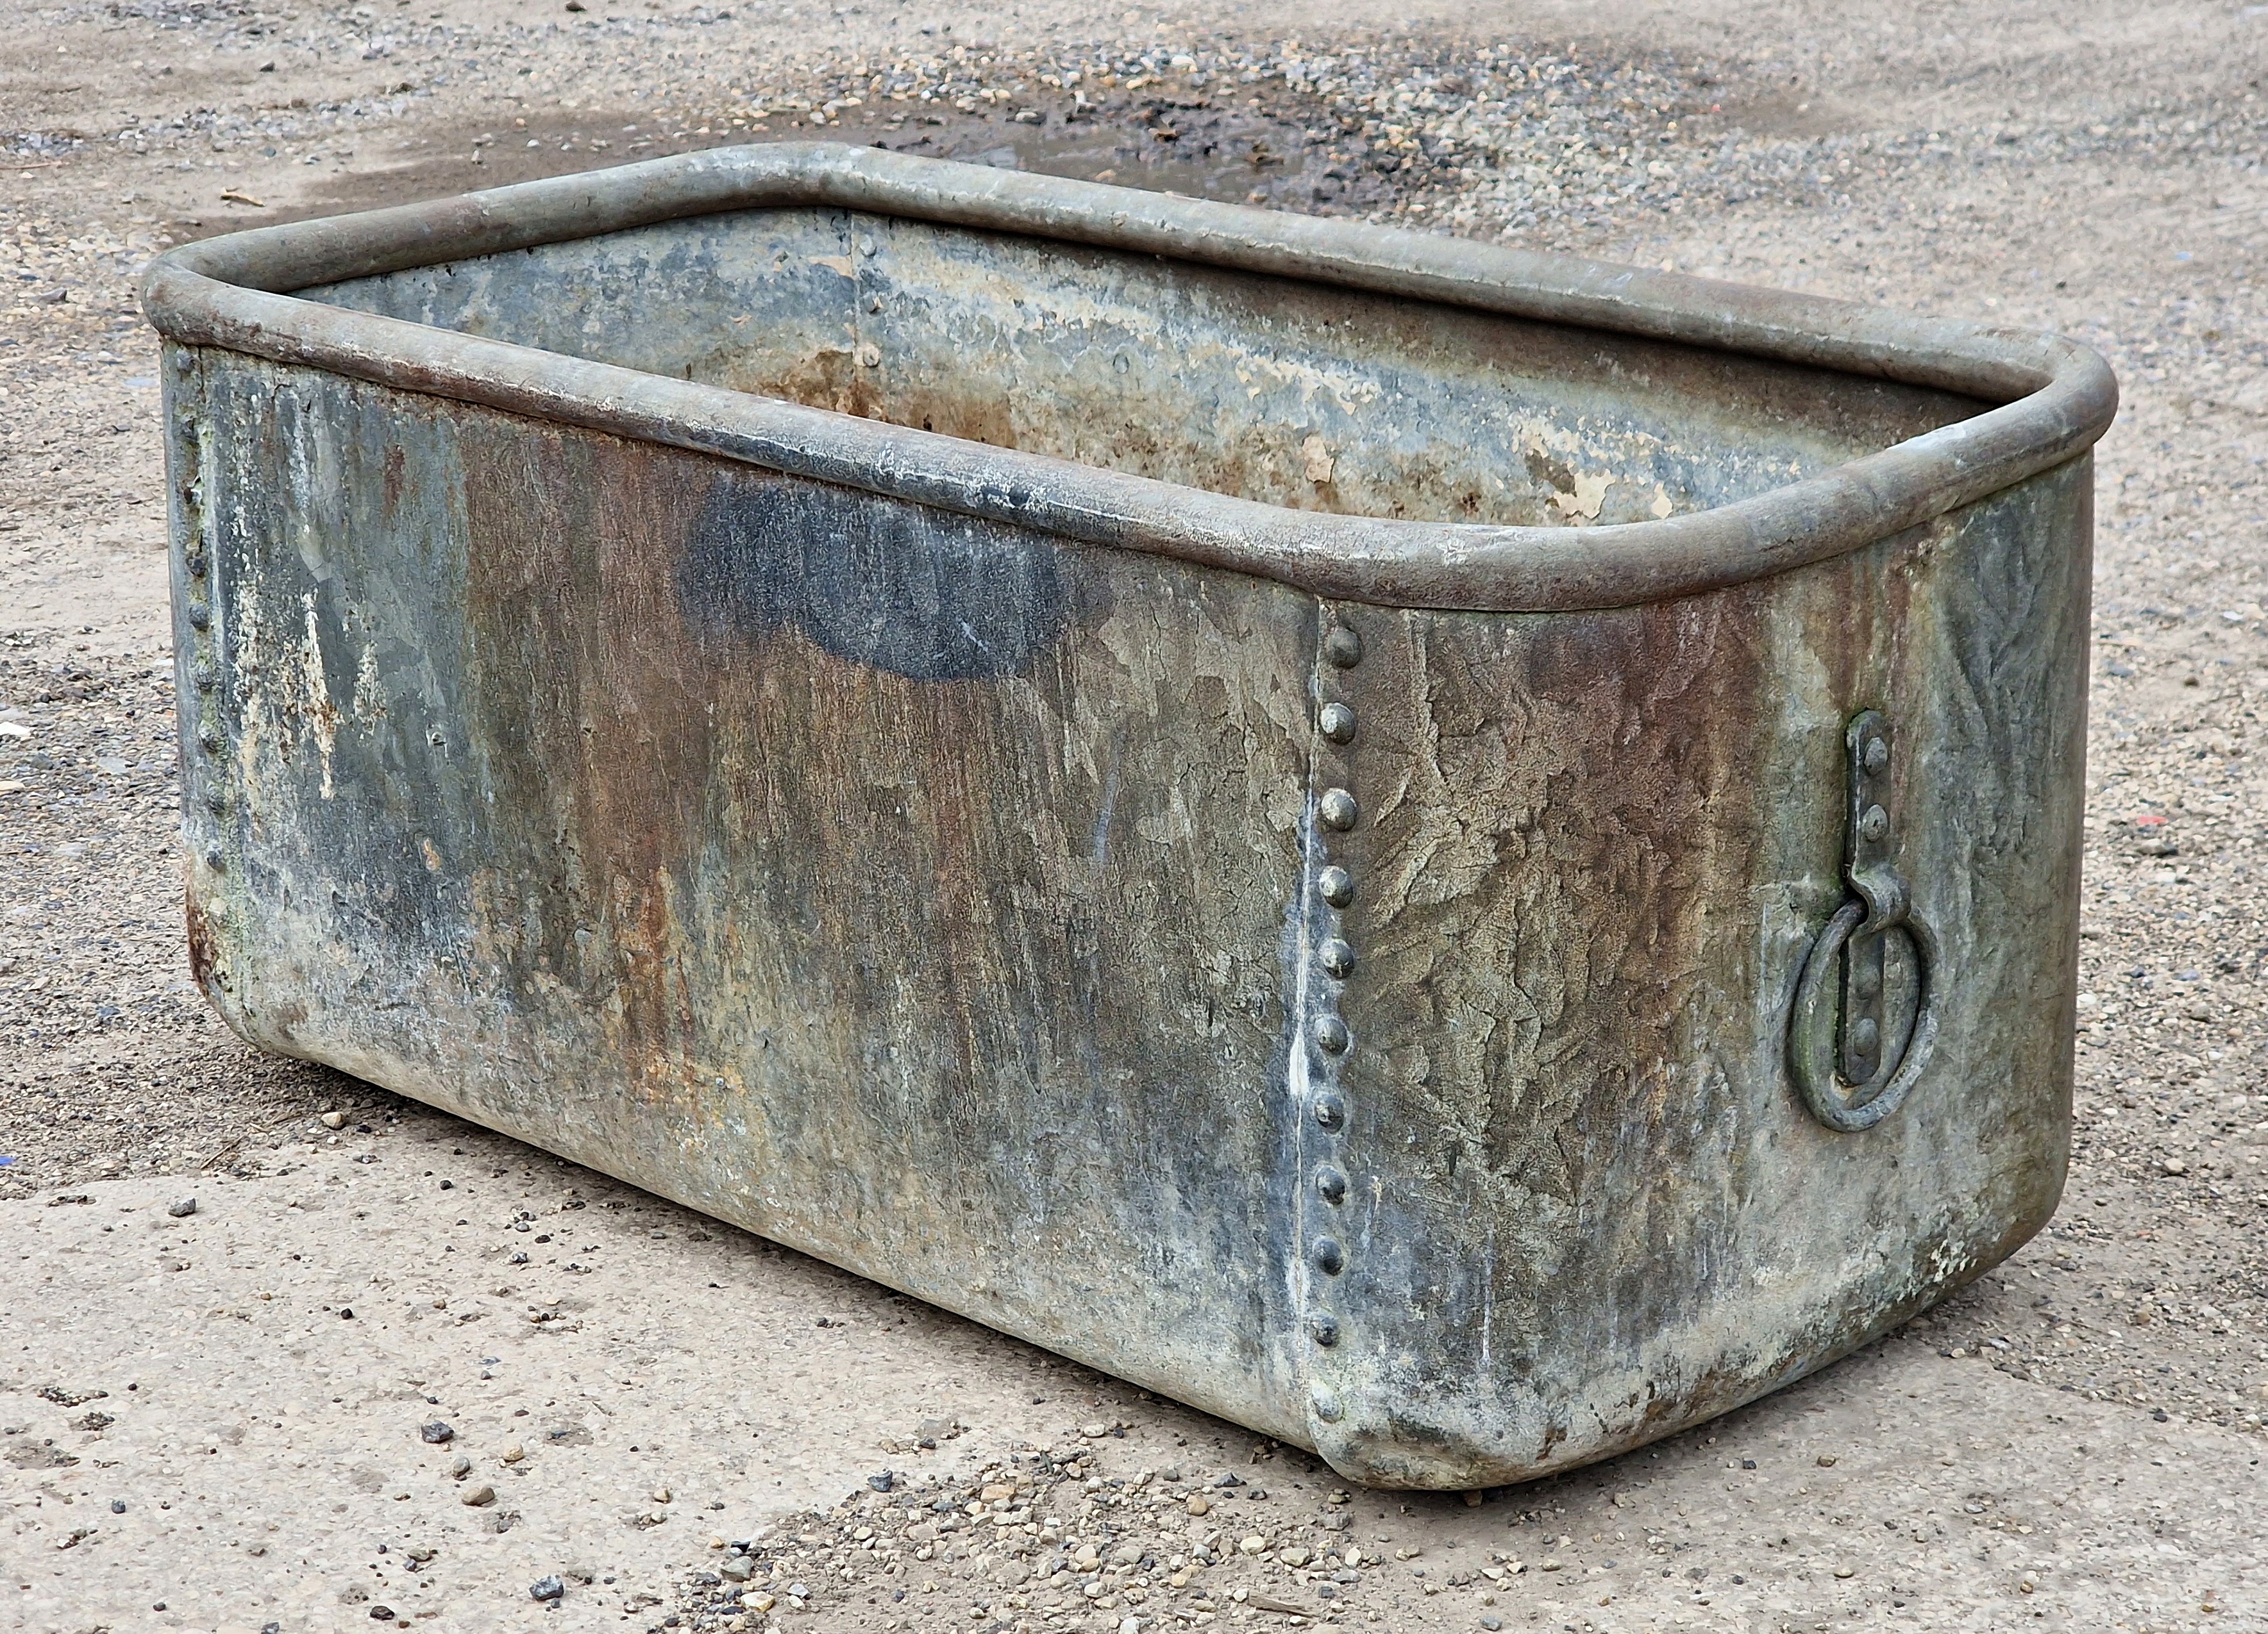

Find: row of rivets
<box><xmin>1308</xmin><ymin>616</ymin><xmax>1363</xmax><ymax>1388</ymax></box>
<box><xmin>178</xmin><ymin>419</ymin><xmax>228</xmax><ymax>857</ymax></box>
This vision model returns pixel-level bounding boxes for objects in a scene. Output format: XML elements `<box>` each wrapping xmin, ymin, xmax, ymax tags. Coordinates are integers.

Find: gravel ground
<box><xmin>7</xmin><ymin>0</ymin><xmax>2268</xmax><ymax>1629</ymax></box>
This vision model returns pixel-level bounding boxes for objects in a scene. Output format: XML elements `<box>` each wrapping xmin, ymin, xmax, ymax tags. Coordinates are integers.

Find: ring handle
<box><xmin>1789</xmin><ymin>900</ymin><xmax>1941</xmax><ymax>1131</ymax></box>
<box><xmin>1786</xmin><ymin>709</ymin><xmax>1941</xmax><ymax>1132</ymax></box>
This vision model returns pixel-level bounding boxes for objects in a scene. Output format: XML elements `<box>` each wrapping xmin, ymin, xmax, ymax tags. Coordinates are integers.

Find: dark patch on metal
<box><xmin>677</xmin><ymin>466</ymin><xmax>1071</xmax><ymax>680</ymax></box>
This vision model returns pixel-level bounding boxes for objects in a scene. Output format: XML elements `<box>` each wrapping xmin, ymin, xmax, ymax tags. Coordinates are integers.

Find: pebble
<box><xmin>460</xmin><ymin>1484</ymin><xmax>498</xmax><ymax>1507</ymax></box>
<box><xmin>448</xmin><ymin>1455</ymin><xmax>473</xmax><ymax>1478</ymax></box>
<box><xmin>529</xmin><ymin>1574</ymin><xmax>565</xmax><ymax>1601</ymax></box>
<box><xmin>319</xmin><ymin>1110</ymin><xmax>346</xmax><ymax>1129</ymax></box>
<box><xmin>501</xmin><ymin>1442</ymin><xmax>526</xmax><ymax>1463</ymax></box>
<box><xmin>420</xmin><ymin>1421</ymin><xmax>455</xmax><ymax>1444</ymax></box>
<box><xmin>165</xmin><ymin>1197</ymin><xmax>196</xmax><ymax>1218</ymax></box>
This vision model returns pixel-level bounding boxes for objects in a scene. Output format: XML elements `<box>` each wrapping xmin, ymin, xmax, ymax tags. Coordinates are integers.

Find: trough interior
<box><xmin>308</xmin><ymin>205</ymin><xmax>1987</xmax><ymax>528</ymax></box>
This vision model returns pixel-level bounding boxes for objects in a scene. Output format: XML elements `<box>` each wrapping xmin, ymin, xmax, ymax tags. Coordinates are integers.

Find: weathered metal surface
<box><xmin>144</xmin><ymin>142</ymin><xmax>2113</xmax><ymax>1488</ymax></box>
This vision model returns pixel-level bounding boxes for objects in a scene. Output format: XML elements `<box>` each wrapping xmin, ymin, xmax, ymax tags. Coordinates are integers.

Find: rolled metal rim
<box><xmin>140</xmin><ymin>140</ymin><xmax>2118</xmax><ymax>613</ymax></box>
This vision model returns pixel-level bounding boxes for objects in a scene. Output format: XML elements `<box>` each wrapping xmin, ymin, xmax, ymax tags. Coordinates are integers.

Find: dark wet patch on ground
<box><xmin>174</xmin><ymin>90</ymin><xmax>1415</xmax><ymax>241</ymax></box>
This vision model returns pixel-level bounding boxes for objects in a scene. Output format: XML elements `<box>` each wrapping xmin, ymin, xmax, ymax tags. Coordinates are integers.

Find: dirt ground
<box><xmin>6</xmin><ymin>0</ymin><xmax>2268</xmax><ymax>1630</ymax></box>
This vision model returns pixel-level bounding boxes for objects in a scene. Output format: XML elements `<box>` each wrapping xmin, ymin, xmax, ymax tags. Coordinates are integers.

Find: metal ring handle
<box><xmin>1788</xmin><ymin>900</ymin><xmax>1942</xmax><ymax>1133</ymax></box>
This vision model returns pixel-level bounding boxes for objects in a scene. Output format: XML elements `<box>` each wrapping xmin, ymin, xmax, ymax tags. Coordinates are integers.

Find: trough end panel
<box><xmin>1300</xmin><ymin>457</ymin><xmax>2092</xmax><ymax>1488</ymax></box>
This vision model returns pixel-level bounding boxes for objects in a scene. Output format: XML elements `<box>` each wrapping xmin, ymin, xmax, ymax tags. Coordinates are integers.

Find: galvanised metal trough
<box><xmin>142</xmin><ymin>143</ymin><xmax>2116</xmax><ymax>1490</ymax></box>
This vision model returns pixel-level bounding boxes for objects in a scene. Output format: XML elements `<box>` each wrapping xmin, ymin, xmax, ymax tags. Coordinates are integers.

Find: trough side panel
<box><xmin>1304</xmin><ymin>460</ymin><xmax>2091</xmax><ymax>1487</ymax></box>
<box><xmin>177</xmin><ymin>348</ymin><xmax>1322</xmax><ymax>1444</ymax></box>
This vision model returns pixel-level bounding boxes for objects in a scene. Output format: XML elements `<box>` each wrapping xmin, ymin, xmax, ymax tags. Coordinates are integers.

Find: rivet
<box><xmin>186</xmin><ymin>599</ymin><xmax>212</xmax><ymax>632</ymax></box>
<box><xmin>1851</xmin><ymin>1016</ymin><xmax>1881</xmax><ymax>1055</ymax></box>
<box><xmin>1318</xmin><ymin>938</ymin><xmax>1356</xmax><ymax>979</ymax></box>
<box><xmin>1312</xmin><ymin>1236</ymin><xmax>1345</xmax><ymax>1276</ymax></box>
<box><xmin>1864</xmin><ymin>736</ymin><xmax>1890</xmax><ymax>774</ymax></box>
<box><xmin>1311</xmin><ymin>1386</ymin><xmax>1345</xmax><ymax>1424</ymax></box>
<box><xmin>197</xmin><ymin>725</ymin><xmax>223</xmax><ymax>755</ymax></box>
<box><xmin>183</xmin><ymin>541</ymin><xmax>207</xmax><ymax>576</ymax></box>
<box><xmin>1318</xmin><ymin>702</ymin><xmax>1357</xmax><ymax>744</ymax></box>
<box><xmin>1852</xmin><ymin>961</ymin><xmax>1882</xmax><ymax>1000</ymax></box>
<box><xmin>1308</xmin><ymin>1312</ymin><xmax>1341</xmax><ymax>1346</ymax></box>
<box><xmin>203</xmin><ymin>845</ymin><xmax>225</xmax><ymax>872</ymax></box>
<box><xmin>192</xmin><ymin>660</ymin><xmax>217</xmax><ymax>693</ymax></box>
<box><xmin>1312</xmin><ymin>1016</ymin><xmax>1350</xmax><ymax>1057</ymax></box>
<box><xmin>1323</xmin><ymin>627</ymin><xmax>1363</xmax><ymax>669</ymax></box>
<box><xmin>1858</xmin><ymin>804</ymin><xmax>1890</xmax><ymax>843</ymax></box>
<box><xmin>1313</xmin><ymin>1090</ymin><xmax>1347</xmax><ymax>1129</ymax></box>
<box><xmin>202</xmin><ymin>788</ymin><xmax>227</xmax><ymax>815</ymax></box>
<box><xmin>1315</xmin><ymin>1165</ymin><xmax>1348</xmax><ymax>1204</ymax></box>
<box><xmin>1318</xmin><ymin>788</ymin><xmax>1358</xmax><ymax>831</ymax></box>
<box><xmin>1317</xmin><ymin>864</ymin><xmax>1354</xmax><ymax>908</ymax></box>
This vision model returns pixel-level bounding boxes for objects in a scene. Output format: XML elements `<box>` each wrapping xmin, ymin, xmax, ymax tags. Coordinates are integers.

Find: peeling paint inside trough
<box><xmin>141</xmin><ymin>142</ymin><xmax>2115</xmax><ymax>1488</ymax></box>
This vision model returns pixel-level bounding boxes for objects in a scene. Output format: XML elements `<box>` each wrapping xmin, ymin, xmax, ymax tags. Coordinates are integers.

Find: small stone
<box><xmin>1815</xmin><ymin>1454</ymin><xmax>1837</xmax><ymax>1467</ymax></box>
<box><xmin>420</xmin><ymin>1421</ymin><xmax>455</xmax><ymax>1444</ymax></box>
<box><xmin>320</xmin><ymin>1111</ymin><xmax>346</xmax><ymax>1129</ymax></box>
<box><xmin>1186</xmin><ymin>1495</ymin><xmax>1210</xmax><ymax>1516</ymax></box>
<box><xmin>651</xmin><ymin>1486</ymin><xmax>672</xmax><ymax>1504</ymax></box>
<box><xmin>529</xmin><ymin>1574</ymin><xmax>565</xmax><ymax>1601</ymax></box>
<box><xmin>747</xmin><ymin>1593</ymin><xmax>777</xmax><ymax>1613</ymax></box>
<box><xmin>167</xmin><ymin>1197</ymin><xmax>197</xmax><ymax>1218</ymax></box>
<box><xmin>720</xmin><ymin>1557</ymin><xmax>753</xmax><ymax>1582</ymax></box>
<box><xmin>1277</xmin><ymin>1546</ymin><xmax>1311</xmax><ymax>1567</ymax></box>
<box><xmin>1540</xmin><ymin>1558</ymin><xmax>1562</xmax><ymax>1572</ymax></box>
<box><xmin>110</xmin><ymin>1499</ymin><xmax>126</xmax><ymax>1514</ymax></box>
<box><xmin>368</xmin><ymin>1606</ymin><xmax>394</xmax><ymax>1621</ymax></box>
<box><xmin>2162</xmin><ymin>1158</ymin><xmax>2190</xmax><ymax>1176</ymax></box>
<box><xmin>1081</xmin><ymin>1422</ymin><xmax>1109</xmax><ymax>1438</ymax></box>
<box><xmin>461</xmin><ymin>1484</ymin><xmax>497</xmax><ymax>1507</ymax></box>
<box><xmin>501</xmin><ymin>1443</ymin><xmax>526</xmax><ymax>1463</ymax></box>
<box><xmin>915</xmin><ymin>1415</ymin><xmax>955</xmax><ymax>1441</ymax></box>
<box><xmin>1833</xmin><ymin>1565</ymin><xmax>1856</xmax><ymax>1579</ymax></box>
<box><xmin>1238</xmin><ymin>1534</ymin><xmax>1267</xmax><ymax>1555</ymax></box>
<box><xmin>448</xmin><ymin>1455</ymin><xmax>473</xmax><ymax>1479</ymax></box>
<box><xmin>866</xmin><ymin>1470</ymin><xmax>895</xmax><ymax>1492</ymax></box>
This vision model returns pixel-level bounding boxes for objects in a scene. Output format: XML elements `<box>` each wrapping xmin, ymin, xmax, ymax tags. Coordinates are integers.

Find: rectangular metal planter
<box><xmin>142</xmin><ymin>144</ymin><xmax>2116</xmax><ymax>1489</ymax></box>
